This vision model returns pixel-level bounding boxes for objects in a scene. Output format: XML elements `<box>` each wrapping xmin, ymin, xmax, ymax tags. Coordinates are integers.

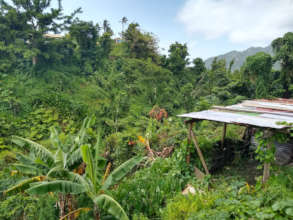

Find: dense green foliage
<box><xmin>1</xmin><ymin>0</ymin><xmax>293</xmax><ymax>219</ymax></box>
<box><xmin>162</xmin><ymin>170</ymin><xmax>293</xmax><ymax>220</ymax></box>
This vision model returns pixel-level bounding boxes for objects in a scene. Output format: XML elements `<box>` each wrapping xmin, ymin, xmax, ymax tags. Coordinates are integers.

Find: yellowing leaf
<box><xmin>11</xmin><ymin>170</ymin><xmax>18</xmax><ymax>176</ymax></box>
<box><xmin>246</xmin><ymin>183</ymin><xmax>250</xmax><ymax>193</ymax></box>
<box><xmin>138</xmin><ymin>136</ymin><xmax>146</xmax><ymax>144</ymax></box>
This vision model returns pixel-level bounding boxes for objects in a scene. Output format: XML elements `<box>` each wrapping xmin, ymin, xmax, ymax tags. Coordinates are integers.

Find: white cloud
<box><xmin>178</xmin><ymin>0</ymin><xmax>293</xmax><ymax>45</ymax></box>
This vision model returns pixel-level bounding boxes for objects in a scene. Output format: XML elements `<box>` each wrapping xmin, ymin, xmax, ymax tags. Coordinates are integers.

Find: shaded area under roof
<box><xmin>178</xmin><ymin>99</ymin><xmax>293</xmax><ymax>129</ymax></box>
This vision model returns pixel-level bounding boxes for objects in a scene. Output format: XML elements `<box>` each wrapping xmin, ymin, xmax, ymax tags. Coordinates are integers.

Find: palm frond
<box><xmin>54</xmin><ymin>149</ymin><xmax>67</xmax><ymax>168</ymax></box>
<box><xmin>26</xmin><ymin>180</ymin><xmax>86</xmax><ymax>195</ymax></box>
<box><xmin>4</xmin><ymin>176</ymin><xmax>46</xmax><ymax>196</ymax></box>
<box><xmin>80</xmin><ymin>144</ymin><xmax>95</xmax><ymax>185</ymax></box>
<box><xmin>13</xmin><ymin>163</ymin><xmax>42</xmax><ymax>176</ymax></box>
<box><xmin>94</xmin><ymin>134</ymin><xmax>105</xmax><ymax>170</ymax></box>
<box><xmin>49</xmin><ymin>127</ymin><xmax>61</xmax><ymax>148</ymax></box>
<box><xmin>93</xmin><ymin>194</ymin><xmax>129</xmax><ymax>220</ymax></box>
<box><xmin>75</xmin><ymin>116</ymin><xmax>94</xmax><ymax>146</ymax></box>
<box><xmin>12</xmin><ymin>136</ymin><xmax>54</xmax><ymax>166</ymax></box>
<box><xmin>66</xmin><ymin>172</ymin><xmax>89</xmax><ymax>188</ymax></box>
<box><xmin>15</xmin><ymin>152</ymin><xmax>35</xmax><ymax>165</ymax></box>
<box><xmin>67</xmin><ymin>148</ymin><xmax>82</xmax><ymax>167</ymax></box>
<box><xmin>102</xmin><ymin>156</ymin><xmax>145</xmax><ymax>190</ymax></box>
<box><xmin>46</xmin><ymin>167</ymin><xmax>68</xmax><ymax>178</ymax></box>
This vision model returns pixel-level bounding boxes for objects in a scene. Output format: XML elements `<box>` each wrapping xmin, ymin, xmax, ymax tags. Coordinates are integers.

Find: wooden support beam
<box><xmin>194</xmin><ymin>166</ymin><xmax>205</xmax><ymax>181</ymax></box>
<box><xmin>262</xmin><ymin>162</ymin><xmax>270</xmax><ymax>184</ymax></box>
<box><xmin>186</xmin><ymin>123</ymin><xmax>193</xmax><ymax>164</ymax></box>
<box><xmin>188</xmin><ymin>123</ymin><xmax>192</xmax><ymax>145</ymax></box>
<box><xmin>262</xmin><ymin>142</ymin><xmax>272</xmax><ymax>184</ymax></box>
<box><xmin>190</xmin><ymin>129</ymin><xmax>210</xmax><ymax>175</ymax></box>
<box><xmin>221</xmin><ymin>123</ymin><xmax>227</xmax><ymax>148</ymax></box>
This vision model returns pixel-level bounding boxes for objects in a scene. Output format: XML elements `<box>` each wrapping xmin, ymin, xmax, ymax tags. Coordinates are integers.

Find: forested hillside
<box><xmin>1</xmin><ymin>1</ymin><xmax>293</xmax><ymax>220</ymax></box>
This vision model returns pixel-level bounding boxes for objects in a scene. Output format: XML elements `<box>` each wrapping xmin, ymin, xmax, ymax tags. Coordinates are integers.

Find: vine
<box><xmin>255</xmin><ymin>130</ymin><xmax>287</xmax><ymax>165</ymax></box>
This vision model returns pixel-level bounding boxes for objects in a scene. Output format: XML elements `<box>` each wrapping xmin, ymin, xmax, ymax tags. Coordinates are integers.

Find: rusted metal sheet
<box><xmin>213</xmin><ymin>105</ymin><xmax>293</xmax><ymax>117</ymax></box>
<box><xmin>178</xmin><ymin>110</ymin><xmax>291</xmax><ymax>129</ymax></box>
<box><xmin>242</xmin><ymin>100</ymin><xmax>293</xmax><ymax>112</ymax></box>
<box><xmin>178</xmin><ymin>99</ymin><xmax>293</xmax><ymax>129</ymax></box>
<box><xmin>256</xmin><ymin>98</ymin><xmax>293</xmax><ymax>105</ymax></box>
<box><xmin>260</xmin><ymin>114</ymin><xmax>293</xmax><ymax>122</ymax></box>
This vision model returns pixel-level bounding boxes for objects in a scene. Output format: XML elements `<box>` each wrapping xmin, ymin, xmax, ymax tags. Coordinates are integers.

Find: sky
<box><xmin>57</xmin><ymin>0</ymin><xmax>293</xmax><ymax>60</ymax></box>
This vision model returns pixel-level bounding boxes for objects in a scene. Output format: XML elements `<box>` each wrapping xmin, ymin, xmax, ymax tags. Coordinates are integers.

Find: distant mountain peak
<box><xmin>204</xmin><ymin>45</ymin><xmax>275</xmax><ymax>71</ymax></box>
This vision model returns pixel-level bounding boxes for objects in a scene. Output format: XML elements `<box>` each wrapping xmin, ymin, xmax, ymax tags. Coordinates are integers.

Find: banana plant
<box><xmin>4</xmin><ymin>117</ymin><xmax>95</xmax><ymax>217</ymax></box>
<box><xmin>25</xmin><ymin>141</ymin><xmax>145</xmax><ymax>220</ymax></box>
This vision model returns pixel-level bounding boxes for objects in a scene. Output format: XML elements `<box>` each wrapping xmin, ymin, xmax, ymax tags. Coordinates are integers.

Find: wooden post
<box><xmin>190</xmin><ymin>128</ymin><xmax>210</xmax><ymax>175</ymax></box>
<box><xmin>262</xmin><ymin>162</ymin><xmax>270</xmax><ymax>184</ymax></box>
<box><xmin>221</xmin><ymin>123</ymin><xmax>227</xmax><ymax>148</ymax></box>
<box><xmin>186</xmin><ymin>123</ymin><xmax>193</xmax><ymax>164</ymax></box>
<box><xmin>145</xmin><ymin>139</ymin><xmax>155</xmax><ymax>160</ymax></box>
<box><xmin>188</xmin><ymin>123</ymin><xmax>192</xmax><ymax>144</ymax></box>
<box><xmin>262</xmin><ymin>142</ymin><xmax>272</xmax><ymax>184</ymax></box>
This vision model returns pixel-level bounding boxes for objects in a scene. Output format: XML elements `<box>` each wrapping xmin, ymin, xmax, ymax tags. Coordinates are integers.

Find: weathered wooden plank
<box><xmin>190</xmin><ymin>129</ymin><xmax>210</xmax><ymax>175</ymax></box>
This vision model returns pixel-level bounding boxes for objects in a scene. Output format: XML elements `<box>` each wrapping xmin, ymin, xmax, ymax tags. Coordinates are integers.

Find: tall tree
<box><xmin>123</xmin><ymin>23</ymin><xmax>159</xmax><ymax>62</ymax></box>
<box><xmin>191</xmin><ymin>57</ymin><xmax>206</xmax><ymax>83</ymax></box>
<box><xmin>166</xmin><ymin>42</ymin><xmax>189</xmax><ymax>76</ymax></box>
<box><xmin>102</xmin><ymin>19</ymin><xmax>113</xmax><ymax>35</ymax></box>
<box><xmin>243</xmin><ymin>52</ymin><xmax>273</xmax><ymax>98</ymax></box>
<box><xmin>120</xmin><ymin>16</ymin><xmax>128</xmax><ymax>34</ymax></box>
<box><xmin>69</xmin><ymin>20</ymin><xmax>99</xmax><ymax>73</ymax></box>
<box><xmin>0</xmin><ymin>0</ymin><xmax>80</xmax><ymax>66</ymax></box>
<box><xmin>272</xmin><ymin>32</ymin><xmax>293</xmax><ymax>97</ymax></box>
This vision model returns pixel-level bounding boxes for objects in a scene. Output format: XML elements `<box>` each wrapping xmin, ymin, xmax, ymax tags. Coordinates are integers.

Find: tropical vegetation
<box><xmin>0</xmin><ymin>0</ymin><xmax>293</xmax><ymax>219</ymax></box>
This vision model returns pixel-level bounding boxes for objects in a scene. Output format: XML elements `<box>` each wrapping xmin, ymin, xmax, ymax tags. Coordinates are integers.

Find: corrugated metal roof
<box><xmin>43</xmin><ymin>33</ymin><xmax>63</xmax><ymax>39</ymax></box>
<box><xmin>178</xmin><ymin>99</ymin><xmax>293</xmax><ymax>129</ymax></box>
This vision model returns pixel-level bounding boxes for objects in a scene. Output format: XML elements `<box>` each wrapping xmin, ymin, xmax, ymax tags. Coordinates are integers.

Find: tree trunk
<box><xmin>32</xmin><ymin>56</ymin><xmax>37</xmax><ymax>66</ymax></box>
<box><xmin>94</xmin><ymin>204</ymin><xmax>100</xmax><ymax>220</ymax></box>
<box><xmin>66</xmin><ymin>194</ymin><xmax>75</xmax><ymax>220</ymax></box>
<box><xmin>58</xmin><ymin>194</ymin><xmax>66</xmax><ymax>219</ymax></box>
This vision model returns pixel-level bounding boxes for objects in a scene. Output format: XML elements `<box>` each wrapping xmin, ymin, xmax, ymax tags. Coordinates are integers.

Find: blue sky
<box><xmin>58</xmin><ymin>0</ymin><xmax>293</xmax><ymax>60</ymax></box>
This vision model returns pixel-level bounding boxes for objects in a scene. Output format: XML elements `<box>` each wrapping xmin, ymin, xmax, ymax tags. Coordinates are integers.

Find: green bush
<box><xmin>113</xmin><ymin>154</ymin><xmax>192</xmax><ymax>218</ymax></box>
<box><xmin>162</xmin><ymin>173</ymin><xmax>293</xmax><ymax>220</ymax></box>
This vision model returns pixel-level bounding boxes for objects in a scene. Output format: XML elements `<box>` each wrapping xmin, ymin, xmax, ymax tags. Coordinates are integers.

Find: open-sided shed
<box><xmin>178</xmin><ymin>99</ymin><xmax>293</xmax><ymax>183</ymax></box>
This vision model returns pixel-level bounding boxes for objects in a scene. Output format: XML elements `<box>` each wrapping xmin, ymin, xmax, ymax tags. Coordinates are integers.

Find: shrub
<box><xmin>113</xmin><ymin>156</ymin><xmax>191</xmax><ymax>218</ymax></box>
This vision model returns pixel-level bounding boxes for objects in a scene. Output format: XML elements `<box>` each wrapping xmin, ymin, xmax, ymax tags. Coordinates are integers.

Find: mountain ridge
<box><xmin>204</xmin><ymin>45</ymin><xmax>277</xmax><ymax>71</ymax></box>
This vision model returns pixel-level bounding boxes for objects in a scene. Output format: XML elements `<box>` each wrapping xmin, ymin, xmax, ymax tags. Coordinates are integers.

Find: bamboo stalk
<box><xmin>190</xmin><ymin>129</ymin><xmax>210</xmax><ymax>175</ymax></box>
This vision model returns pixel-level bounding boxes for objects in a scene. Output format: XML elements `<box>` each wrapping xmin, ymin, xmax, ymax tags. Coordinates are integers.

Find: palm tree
<box><xmin>120</xmin><ymin>16</ymin><xmax>128</xmax><ymax>34</ymax></box>
<box><xmin>25</xmin><ymin>142</ymin><xmax>144</xmax><ymax>220</ymax></box>
<box><xmin>102</xmin><ymin>19</ymin><xmax>112</xmax><ymax>34</ymax></box>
